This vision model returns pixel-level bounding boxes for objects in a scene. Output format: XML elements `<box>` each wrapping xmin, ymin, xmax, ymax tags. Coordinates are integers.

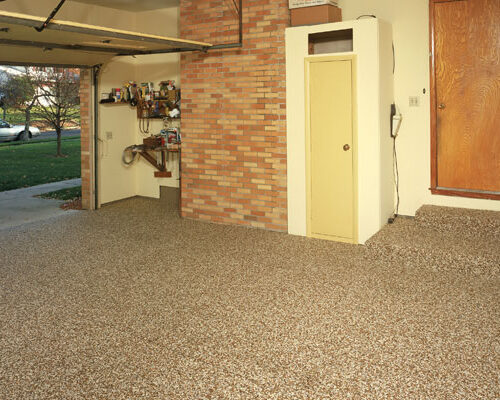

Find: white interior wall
<box><xmin>337</xmin><ymin>0</ymin><xmax>500</xmax><ymax>214</ymax></box>
<box><xmin>98</xmin><ymin>6</ymin><xmax>180</xmax><ymax>204</ymax></box>
<box><xmin>378</xmin><ymin>22</ymin><xmax>395</xmax><ymax>225</ymax></box>
<box><xmin>98</xmin><ymin>59</ymin><xmax>137</xmax><ymax>204</ymax></box>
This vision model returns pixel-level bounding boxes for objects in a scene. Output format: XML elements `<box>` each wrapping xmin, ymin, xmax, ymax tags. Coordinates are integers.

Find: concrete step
<box><xmin>366</xmin><ymin>208</ymin><xmax>500</xmax><ymax>277</ymax></box>
<box><xmin>415</xmin><ymin>205</ymin><xmax>500</xmax><ymax>242</ymax></box>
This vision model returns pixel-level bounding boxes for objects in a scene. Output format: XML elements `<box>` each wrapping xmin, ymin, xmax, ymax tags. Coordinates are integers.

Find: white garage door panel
<box><xmin>0</xmin><ymin>45</ymin><xmax>113</xmax><ymax>68</ymax></box>
<box><xmin>0</xmin><ymin>10</ymin><xmax>211</xmax><ymax>67</ymax></box>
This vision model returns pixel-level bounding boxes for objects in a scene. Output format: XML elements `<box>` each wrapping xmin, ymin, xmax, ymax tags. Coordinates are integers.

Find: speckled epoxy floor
<box><xmin>0</xmin><ymin>198</ymin><xmax>499</xmax><ymax>399</ymax></box>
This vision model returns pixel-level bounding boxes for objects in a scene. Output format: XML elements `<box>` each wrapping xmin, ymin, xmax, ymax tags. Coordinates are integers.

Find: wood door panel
<box><xmin>432</xmin><ymin>0</ymin><xmax>500</xmax><ymax>193</ymax></box>
<box><xmin>309</xmin><ymin>60</ymin><xmax>353</xmax><ymax>239</ymax></box>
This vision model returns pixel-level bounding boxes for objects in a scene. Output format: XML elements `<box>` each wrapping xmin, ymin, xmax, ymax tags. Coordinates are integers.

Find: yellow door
<box><xmin>307</xmin><ymin>59</ymin><xmax>354</xmax><ymax>241</ymax></box>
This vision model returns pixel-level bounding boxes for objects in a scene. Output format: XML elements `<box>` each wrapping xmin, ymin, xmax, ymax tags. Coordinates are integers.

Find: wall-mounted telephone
<box><xmin>390</xmin><ymin>103</ymin><xmax>402</xmax><ymax>138</ymax></box>
<box><xmin>388</xmin><ymin>103</ymin><xmax>402</xmax><ymax>224</ymax></box>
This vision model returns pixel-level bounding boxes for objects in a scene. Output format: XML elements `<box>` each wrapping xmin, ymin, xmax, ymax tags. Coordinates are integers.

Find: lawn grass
<box><xmin>3</xmin><ymin>106</ymin><xmax>81</xmax><ymax>126</ymax></box>
<box><xmin>39</xmin><ymin>185</ymin><xmax>81</xmax><ymax>201</ymax></box>
<box><xmin>0</xmin><ymin>139</ymin><xmax>81</xmax><ymax>192</ymax></box>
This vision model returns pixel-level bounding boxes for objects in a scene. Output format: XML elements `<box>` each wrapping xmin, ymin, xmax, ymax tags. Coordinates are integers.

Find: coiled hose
<box><xmin>122</xmin><ymin>145</ymin><xmax>144</xmax><ymax>165</ymax></box>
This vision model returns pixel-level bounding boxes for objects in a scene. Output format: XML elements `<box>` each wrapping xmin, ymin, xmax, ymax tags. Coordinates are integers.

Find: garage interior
<box><xmin>0</xmin><ymin>0</ymin><xmax>499</xmax><ymax>398</ymax></box>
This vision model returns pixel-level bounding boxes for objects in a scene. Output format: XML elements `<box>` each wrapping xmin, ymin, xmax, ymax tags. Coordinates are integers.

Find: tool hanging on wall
<box><xmin>122</xmin><ymin>138</ymin><xmax>180</xmax><ymax>178</ymax></box>
<box><xmin>139</xmin><ymin>101</ymin><xmax>151</xmax><ymax>135</ymax></box>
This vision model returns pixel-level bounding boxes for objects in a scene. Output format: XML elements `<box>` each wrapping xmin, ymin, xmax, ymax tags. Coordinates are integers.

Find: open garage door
<box><xmin>0</xmin><ymin>10</ymin><xmax>212</xmax><ymax>67</ymax></box>
<box><xmin>0</xmin><ymin>9</ymin><xmax>212</xmax><ymax>210</ymax></box>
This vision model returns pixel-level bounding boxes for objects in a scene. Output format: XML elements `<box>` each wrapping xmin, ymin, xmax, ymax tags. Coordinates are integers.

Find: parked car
<box><xmin>0</xmin><ymin>119</ymin><xmax>41</xmax><ymax>142</ymax></box>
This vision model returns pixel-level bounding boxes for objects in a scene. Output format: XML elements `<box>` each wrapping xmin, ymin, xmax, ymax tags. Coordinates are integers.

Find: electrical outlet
<box><xmin>409</xmin><ymin>96</ymin><xmax>420</xmax><ymax>107</ymax></box>
<box><xmin>106</xmin><ymin>131</ymin><xmax>113</xmax><ymax>140</ymax></box>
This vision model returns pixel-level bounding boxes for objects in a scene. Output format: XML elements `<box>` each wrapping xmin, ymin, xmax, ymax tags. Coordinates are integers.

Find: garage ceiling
<box><xmin>0</xmin><ymin>10</ymin><xmax>211</xmax><ymax>68</ymax></box>
<box><xmin>70</xmin><ymin>0</ymin><xmax>179</xmax><ymax>12</ymax></box>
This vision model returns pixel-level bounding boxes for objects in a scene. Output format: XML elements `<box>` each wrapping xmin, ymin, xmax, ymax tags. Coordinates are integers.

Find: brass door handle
<box><xmin>438</xmin><ymin>103</ymin><xmax>446</xmax><ymax>110</ymax></box>
<box><xmin>343</xmin><ymin>144</ymin><xmax>350</xmax><ymax>151</ymax></box>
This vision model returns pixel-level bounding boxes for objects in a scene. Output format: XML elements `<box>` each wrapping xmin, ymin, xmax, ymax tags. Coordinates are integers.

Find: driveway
<box><xmin>32</xmin><ymin>128</ymin><xmax>80</xmax><ymax>141</ymax></box>
<box><xmin>0</xmin><ymin>178</ymin><xmax>81</xmax><ymax>230</ymax></box>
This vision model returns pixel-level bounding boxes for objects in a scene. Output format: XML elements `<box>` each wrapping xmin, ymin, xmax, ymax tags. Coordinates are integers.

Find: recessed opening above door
<box><xmin>308</xmin><ymin>29</ymin><xmax>353</xmax><ymax>55</ymax></box>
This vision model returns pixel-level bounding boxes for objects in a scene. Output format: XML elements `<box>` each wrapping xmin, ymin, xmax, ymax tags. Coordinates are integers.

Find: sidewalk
<box><xmin>0</xmin><ymin>178</ymin><xmax>81</xmax><ymax>230</ymax></box>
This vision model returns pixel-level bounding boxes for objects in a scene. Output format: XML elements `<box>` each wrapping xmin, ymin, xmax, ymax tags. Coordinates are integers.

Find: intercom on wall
<box><xmin>390</xmin><ymin>103</ymin><xmax>402</xmax><ymax>138</ymax></box>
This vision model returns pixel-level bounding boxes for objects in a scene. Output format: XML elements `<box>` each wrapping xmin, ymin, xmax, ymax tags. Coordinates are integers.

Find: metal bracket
<box><xmin>93</xmin><ymin>64</ymin><xmax>102</xmax><ymax>77</ymax></box>
<box><xmin>35</xmin><ymin>0</ymin><xmax>67</xmax><ymax>32</ymax></box>
<box><xmin>210</xmin><ymin>0</ymin><xmax>243</xmax><ymax>51</ymax></box>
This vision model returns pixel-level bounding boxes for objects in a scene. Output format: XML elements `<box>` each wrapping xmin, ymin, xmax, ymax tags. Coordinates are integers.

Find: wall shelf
<box><xmin>99</xmin><ymin>101</ymin><xmax>132</xmax><ymax>106</ymax></box>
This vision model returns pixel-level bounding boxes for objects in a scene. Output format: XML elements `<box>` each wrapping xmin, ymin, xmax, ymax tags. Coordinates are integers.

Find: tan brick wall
<box><xmin>180</xmin><ymin>0</ymin><xmax>289</xmax><ymax>231</ymax></box>
<box><xmin>79</xmin><ymin>69</ymin><xmax>94</xmax><ymax>210</ymax></box>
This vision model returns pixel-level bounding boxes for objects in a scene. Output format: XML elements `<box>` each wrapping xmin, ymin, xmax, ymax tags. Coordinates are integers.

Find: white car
<box><xmin>0</xmin><ymin>119</ymin><xmax>41</xmax><ymax>142</ymax></box>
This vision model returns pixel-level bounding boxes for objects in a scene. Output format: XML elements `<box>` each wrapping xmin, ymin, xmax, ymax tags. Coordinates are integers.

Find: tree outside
<box><xmin>0</xmin><ymin>66</ymin><xmax>80</xmax><ymax>157</ymax></box>
<box><xmin>0</xmin><ymin>67</ymin><xmax>81</xmax><ymax>197</ymax></box>
<box><xmin>30</xmin><ymin>68</ymin><xmax>80</xmax><ymax>157</ymax></box>
<box><xmin>0</xmin><ymin>74</ymin><xmax>35</xmax><ymax>123</ymax></box>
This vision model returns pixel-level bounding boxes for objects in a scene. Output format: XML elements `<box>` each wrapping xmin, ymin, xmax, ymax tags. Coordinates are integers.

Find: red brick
<box><xmin>180</xmin><ymin>0</ymin><xmax>289</xmax><ymax>232</ymax></box>
<box><xmin>79</xmin><ymin>69</ymin><xmax>93</xmax><ymax>210</ymax></box>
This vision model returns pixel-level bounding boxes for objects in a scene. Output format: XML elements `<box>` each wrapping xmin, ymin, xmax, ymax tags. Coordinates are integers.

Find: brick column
<box><xmin>180</xmin><ymin>0</ymin><xmax>290</xmax><ymax>231</ymax></box>
<box><xmin>79</xmin><ymin>68</ymin><xmax>95</xmax><ymax>210</ymax></box>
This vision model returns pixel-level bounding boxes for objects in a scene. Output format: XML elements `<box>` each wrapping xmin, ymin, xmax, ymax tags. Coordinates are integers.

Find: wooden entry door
<box><xmin>430</xmin><ymin>0</ymin><xmax>500</xmax><ymax>199</ymax></box>
<box><xmin>306</xmin><ymin>56</ymin><xmax>356</xmax><ymax>243</ymax></box>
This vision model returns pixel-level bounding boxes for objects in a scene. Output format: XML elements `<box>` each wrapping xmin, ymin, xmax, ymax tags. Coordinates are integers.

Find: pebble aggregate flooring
<box><xmin>0</xmin><ymin>198</ymin><xmax>499</xmax><ymax>399</ymax></box>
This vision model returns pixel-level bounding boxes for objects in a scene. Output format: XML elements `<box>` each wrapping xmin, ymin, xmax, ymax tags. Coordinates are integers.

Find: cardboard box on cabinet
<box><xmin>290</xmin><ymin>4</ymin><xmax>342</xmax><ymax>27</ymax></box>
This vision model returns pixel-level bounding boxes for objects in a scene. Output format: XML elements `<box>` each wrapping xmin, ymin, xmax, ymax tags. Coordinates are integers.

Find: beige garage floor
<box><xmin>0</xmin><ymin>198</ymin><xmax>498</xmax><ymax>399</ymax></box>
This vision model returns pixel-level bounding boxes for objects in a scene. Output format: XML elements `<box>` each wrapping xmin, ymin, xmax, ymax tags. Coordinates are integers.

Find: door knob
<box><xmin>343</xmin><ymin>144</ymin><xmax>350</xmax><ymax>151</ymax></box>
<box><xmin>438</xmin><ymin>103</ymin><xmax>446</xmax><ymax>110</ymax></box>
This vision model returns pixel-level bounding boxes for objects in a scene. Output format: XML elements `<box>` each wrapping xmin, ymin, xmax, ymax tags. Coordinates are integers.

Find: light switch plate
<box><xmin>409</xmin><ymin>96</ymin><xmax>420</xmax><ymax>107</ymax></box>
<box><xmin>106</xmin><ymin>131</ymin><xmax>113</xmax><ymax>140</ymax></box>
